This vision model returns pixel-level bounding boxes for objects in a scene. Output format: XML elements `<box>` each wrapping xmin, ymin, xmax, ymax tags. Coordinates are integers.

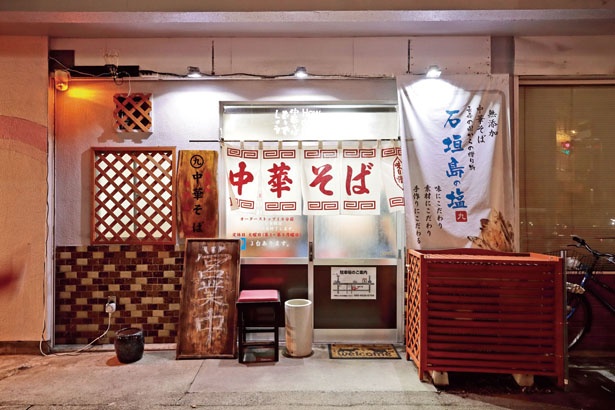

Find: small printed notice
<box><xmin>331</xmin><ymin>267</ymin><xmax>376</xmax><ymax>300</ymax></box>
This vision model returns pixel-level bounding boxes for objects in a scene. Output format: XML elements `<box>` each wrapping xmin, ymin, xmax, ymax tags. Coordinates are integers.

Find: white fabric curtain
<box><xmin>301</xmin><ymin>143</ymin><xmax>341</xmax><ymax>215</ymax></box>
<box><xmin>261</xmin><ymin>146</ymin><xmax>302</xmax><ymax>214</ymax></box>
<box><xmin>223</xmin><ymin>143</ymin><xmax>260</xmax><ymax>212</ymax></box>
<box><xmin>397</xmin><ymin>74</ymin><xmax>515</xmax><ymax>250</ymax></box>
<box><xmin>223</xmin><ymin>140</ymin><xmax>404</xmax><ymax>216</ymax></box>
<box><xmin>380</xmin><ymin>140</ymin><xmax>405</xmax><ymax>212</ymax></box>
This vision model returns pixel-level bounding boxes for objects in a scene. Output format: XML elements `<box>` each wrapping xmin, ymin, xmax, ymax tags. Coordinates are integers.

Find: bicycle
<box><xmin>561</xmin><ymin>236</ymin><xmax>615</xmax><ymax>350</ymax></box>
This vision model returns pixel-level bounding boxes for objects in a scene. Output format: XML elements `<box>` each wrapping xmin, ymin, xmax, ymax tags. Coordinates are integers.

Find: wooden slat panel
<box><xmin>426</xmin><ymin>268</ymin><xmax>556</xmax><ymax>281</ymax></box>
<box><xmin>427</xmin><ymin>351</ymin><xmax>556</xmax><ymax>364</ymax></box>
<box><xmin>428</xmin><ymin>293</ymin><xmax>552</xmax><ymax>306</ymax></box>
<box><xmin>427</xmin><ymin>310</ymin><xmax>553</xmax><ymax>322</ymax></box>
<box><xmin>429</xmin><ymin>302</ymin><xmax>554</xmax><ymax>314</ymax></box>
<box><xmin>428</xmin><ymin>327</ymin><xmax>555</xmax><ymax>338</ymax></box>
<box><xmin>427</xmin><ymin>343</ymin><xmax>555</xmax><ymax>354</ymax></box>
<box><xmin>428</xmin><ymin>334</ymin><xmax>555</xmax><ymax>345</ymax></box>
<box><xmin>405</xmin><ymin>248</ymin><xmax>565</xmax><ymax>388</ymax></box>
<box><xmin>426</xmin><ymin>286</ymin><xmax>555</xmax><ymax>298</ymax></box>
<box><xmin>428</xmin><ymin>318</ymin><xmax>554</xmax><ymax>329</ymax></box>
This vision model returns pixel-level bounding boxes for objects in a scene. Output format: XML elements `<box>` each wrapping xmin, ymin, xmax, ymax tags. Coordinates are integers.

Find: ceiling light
<box><xmin>187</xmin><ymin>66</ymin><xmax>204</xmax><ymax>78</ymax></box>
<box><xmin>294</xmin><ymin>66</ymin><xmax>308</xmax><ymax>79</ymax></box>
<box><xmin>425</xmin><ymin>65</ymin><xmax>442</xmax><ymax>78</ymax></box>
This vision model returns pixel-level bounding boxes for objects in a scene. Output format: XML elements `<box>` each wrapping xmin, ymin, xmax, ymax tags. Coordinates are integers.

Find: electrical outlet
<box><xmin>105</xmin><ymin>296</ymin><xmax>117</xmax><ymax>313</ymax></box>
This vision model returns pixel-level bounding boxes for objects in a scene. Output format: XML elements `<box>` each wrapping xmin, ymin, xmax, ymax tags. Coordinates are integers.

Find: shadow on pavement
<box><xmin>437</xmin><ymin>354</ymin><xmax>614</xmax><ymax>410</ymax></box>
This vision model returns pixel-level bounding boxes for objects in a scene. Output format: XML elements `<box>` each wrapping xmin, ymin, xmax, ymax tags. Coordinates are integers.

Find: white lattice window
<box><xmin>91</xmin><ymin>147</ymin><xmax>176</xmax><ymax>244</ymax></box>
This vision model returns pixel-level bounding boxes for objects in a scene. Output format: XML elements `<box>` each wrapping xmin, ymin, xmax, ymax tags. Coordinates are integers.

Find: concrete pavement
<box><xmin>0</xmin><ymin>345</ymin><xmax>613</xmax><ymax>409</ymax></box>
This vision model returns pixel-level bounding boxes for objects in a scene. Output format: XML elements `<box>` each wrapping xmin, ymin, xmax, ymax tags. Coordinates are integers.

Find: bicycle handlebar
<box><xmin>572</xmin><ymin>235</ymin><xmax>586</xmax><ymax>246</ymax></box>
<box><xmin>569</xmin><ymin>235</ymin><xmax>615</xmax><ymax>263</ymax></box>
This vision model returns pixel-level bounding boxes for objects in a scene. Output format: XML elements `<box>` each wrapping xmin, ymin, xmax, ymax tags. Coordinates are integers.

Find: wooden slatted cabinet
<box><xmin>405</xmin><ymin>249</ymin><xmax>566</xmax><ymax>388</ymax></box>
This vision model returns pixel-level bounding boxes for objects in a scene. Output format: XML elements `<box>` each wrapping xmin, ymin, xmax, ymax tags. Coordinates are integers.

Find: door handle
<box><xmin>309</xmin><ymin>241</ymin><xmax>313</xmax><ymax>262</ymax></box>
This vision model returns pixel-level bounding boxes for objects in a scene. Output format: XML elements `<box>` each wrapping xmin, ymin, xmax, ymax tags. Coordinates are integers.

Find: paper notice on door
<box><xmin>331</xmin><ymin>267</ymin><xmax>376</xmax><ymax>300</ymax></box>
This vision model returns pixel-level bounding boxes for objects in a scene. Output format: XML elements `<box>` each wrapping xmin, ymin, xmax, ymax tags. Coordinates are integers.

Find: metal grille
<box><xmin>92</xmin><ymin>147</ymin><xmax>175</xmax><ymax>244</ymax></box>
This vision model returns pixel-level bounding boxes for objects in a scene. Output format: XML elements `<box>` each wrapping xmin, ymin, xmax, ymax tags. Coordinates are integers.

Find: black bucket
<box><xmin>114</xmin><ymin>327</ymin><xmax>144</xmax><ymax>363</ymax></box>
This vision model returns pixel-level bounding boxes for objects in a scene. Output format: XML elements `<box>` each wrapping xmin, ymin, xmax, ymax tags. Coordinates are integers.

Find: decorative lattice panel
<box><xmin>405</xmin><ymin>252</ymin><xmax>421</xmax><ymax>363</ymax></box>
<box><xmin>92</xmin><ymin>147</ymin><xmax>176</xmax><ymax>244</ymax></box>
<box><xmin>113</xmin><ymin>93</ymin><xmax>152</xmax><ymax>133</ymax></box>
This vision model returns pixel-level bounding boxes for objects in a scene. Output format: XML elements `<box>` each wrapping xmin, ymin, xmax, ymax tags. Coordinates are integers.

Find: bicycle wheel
<box><xmin>566</xmin><ymin>291</ymin><xmax>592</xmax><ymax>350</ymax></box>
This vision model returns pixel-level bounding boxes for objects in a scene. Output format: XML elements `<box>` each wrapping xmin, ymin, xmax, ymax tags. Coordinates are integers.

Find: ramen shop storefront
<box><xmin>54</xmin><ymin>69</ymin><xmax>514</xmax><ymax>347</ymax></box>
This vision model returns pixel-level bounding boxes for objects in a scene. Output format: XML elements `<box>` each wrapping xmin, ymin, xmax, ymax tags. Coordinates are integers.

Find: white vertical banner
<box><xmin>301</xmin><ymin>145</ymin><xmax>341</xmax><ymax>215</ymax></box>
<box><xmin>398</xmin><ymin>74</ymin><xmax>515</xmax><ymax>250</ymax></box>
<box><xmin>380</xmin><ymin>140</ymin><xmax>405</xmax><ymax>213</ymax></box>
<box><xmin>261</xmin><ymin>145</ymin><xmax>302</xmax><ymax>214</ymax></box>
<box><xmin>341</xmin><ymin>142</ymin><xmax>380</xmax><ymax>215</ymax></box>
<box><xmin>223</xmin><ymin>143</ymin><xmax>260</xmax><ymax>213</ymax></box>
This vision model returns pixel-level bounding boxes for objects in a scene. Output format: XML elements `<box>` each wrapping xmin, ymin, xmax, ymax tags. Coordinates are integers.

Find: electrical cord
<box><xmin>139</xmin><ymin>69</ymin><xmax>389</xmax><ymax>80</ymax></box>
<box><xmin>40</xmin><ymin>311</ymin><xmax>113</xmax><ymax>357</ymax></box>
<box><xmin>50</xmin><ymin>56</ymin><xmax>390</xmax><ymax>81</ymax></box>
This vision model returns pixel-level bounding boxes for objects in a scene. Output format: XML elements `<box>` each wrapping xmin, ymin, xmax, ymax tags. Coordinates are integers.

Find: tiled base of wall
<box><xmin>55</xmin><ymin>245</ymin><xmax>184</xmax><ymax>345</ymax></box>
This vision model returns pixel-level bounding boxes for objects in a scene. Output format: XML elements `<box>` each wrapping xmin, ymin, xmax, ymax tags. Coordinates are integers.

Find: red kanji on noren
<box><xmin>267</xmin><ymin>162</ymin><xmax>293</xmax><ymax>198</ymax></box>
<box><xmin>345</xmin><ymin>162</ymin><xmax>373</xmax><ymax>195</ymax></box>
<box><xmin>229</xmin><ymin>161</ymin><xmax>254</xmax><ymax>195</ymax></box>
<box><xmin>309</xmin><ymin>164</ymin><xmax>334</xmax><ymax>196</ymax></box>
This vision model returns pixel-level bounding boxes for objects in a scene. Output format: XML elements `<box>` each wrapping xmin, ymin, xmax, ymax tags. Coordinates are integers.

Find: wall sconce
<box><xmin>294</xmin><ymin>66</ymin><xmax>308</xmax><ymax>79</ymax></box>
<box><xmin>425</xmin><ymin>65</ymin><xmax>442</xmax><ymax>78</ymax></box>
<box><xmin>54</xmin><ymin>69</ymin><xmax>70</xmax><ymax>91</ymax></box>
<box><xmin>186</xmin><ymin>66</ymin><xmax>204</xmax><ymax>78</ymax></box>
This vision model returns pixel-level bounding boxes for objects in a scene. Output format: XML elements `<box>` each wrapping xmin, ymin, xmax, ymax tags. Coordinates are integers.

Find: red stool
<box><xmin>236</xmin><ymin>289</ymin><xmax>280</xmax><ymax>363</ymax></box>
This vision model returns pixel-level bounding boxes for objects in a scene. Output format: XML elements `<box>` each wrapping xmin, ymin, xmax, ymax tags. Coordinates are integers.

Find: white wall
<box><xmin>50</xmin><ymin>36</ymin><xmax>492</xmax><ymax>77</ymax></box>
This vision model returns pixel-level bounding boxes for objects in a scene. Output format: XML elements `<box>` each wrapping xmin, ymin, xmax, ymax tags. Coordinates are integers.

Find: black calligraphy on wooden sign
<box><xmin>177</xmin><ymin>150</ymin><xmax>219</xmax><ymax>238</ymax></box>
<box><xmin>176</xmin><ymin>239</ymin><xmax>240</xmax><ymax>359</ymax></box>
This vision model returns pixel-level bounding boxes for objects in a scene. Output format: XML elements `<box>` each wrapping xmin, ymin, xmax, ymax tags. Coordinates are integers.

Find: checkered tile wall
<box><xmin>55</xmin><ymin>245</ymin><xmax>183</xmax><ymax>345</ymax></box>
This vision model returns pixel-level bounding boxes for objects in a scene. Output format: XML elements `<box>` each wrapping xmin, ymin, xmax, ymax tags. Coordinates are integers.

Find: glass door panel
<box><xmin>220</xmin><ymin>100</ymin><xmax>403</xmax><ymax>343</ymax></box>
<box><xmin>314</xmin><ymin>212</ymin><xmax>397</xmax><ymax>260</ymax></box>
<box><xmin>311</xmin><ymin>203</ymin><xmax>402</xmax><ymax>342</ymax></box>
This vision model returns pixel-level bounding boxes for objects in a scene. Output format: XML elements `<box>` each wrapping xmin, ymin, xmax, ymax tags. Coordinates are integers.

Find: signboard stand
<box><xmin>177</xmin><ymin>239</ymin><xmax>240</xmax><ymax>359</ymax></box>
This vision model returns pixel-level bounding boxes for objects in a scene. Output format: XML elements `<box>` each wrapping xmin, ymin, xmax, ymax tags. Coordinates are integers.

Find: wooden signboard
<box><xmin>176</xmin><ymin>239</ymin><xmax>240</xmax><ymax>359</ymax></box>
<box><xmin>177</xmin><ymin>150</ymin><xmax>219</xmax><ymax>238</ymax></box>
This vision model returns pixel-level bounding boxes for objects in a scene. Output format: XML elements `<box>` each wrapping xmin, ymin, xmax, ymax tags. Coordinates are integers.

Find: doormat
<box><xmin>328</xmin><ymin>344</ymin><xmax>400</xmax><ymax>359</ymax></box>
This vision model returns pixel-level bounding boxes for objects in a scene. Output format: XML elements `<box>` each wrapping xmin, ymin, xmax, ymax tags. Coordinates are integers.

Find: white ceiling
<box><xmin>0</xmin><ymin>9</ymin><xmax>614</xmax><ymax>38</ymax></box>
